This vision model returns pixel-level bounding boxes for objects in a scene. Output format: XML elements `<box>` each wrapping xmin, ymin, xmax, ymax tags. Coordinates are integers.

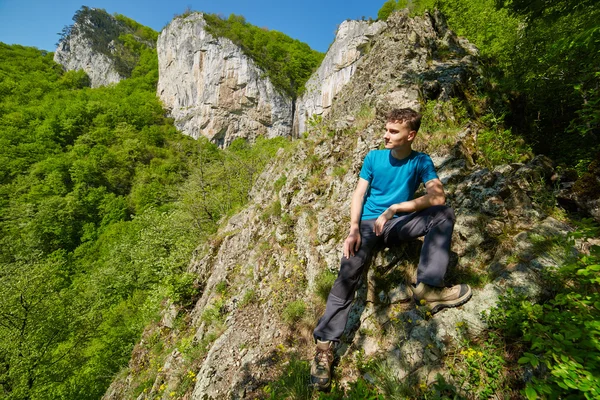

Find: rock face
<box><xmin>156</xmin><ymin>13</ymin><xmax>293</xmax><ymax>147</ymax></box>
<box><xmin>326</xmin><ymin>9</ymin><xmax>479</xmax><ymax>122</ymax></box>
<box><xmin>293</xmin><ymin>19</ymin><xmax>387</xmax><ymax>136</ymax></box>
<box><xmin>54</xmin><ymin>34</ymin><xmax>122</xmax><ymax>88</ymax></box>
<box><xmin>103</xmin><ymin>10</ymin><xmax>576</xmax><ymax>400</ymax></box>
<box><xmin>53</xmin><ymin>8</ymin><xmax>149</xmax><ymax>88</ymax></box>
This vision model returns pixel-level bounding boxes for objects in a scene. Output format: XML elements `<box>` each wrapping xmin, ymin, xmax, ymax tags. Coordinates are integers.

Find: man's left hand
<box><xmin>374</xmin><ymin>207</ymin><xmax>395</xmax><ymax>236</ymax></box>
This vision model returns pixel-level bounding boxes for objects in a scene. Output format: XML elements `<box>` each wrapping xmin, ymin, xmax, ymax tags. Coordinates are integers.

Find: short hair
<box><xmin>386</xmin><ymin>108</ymin><xmax>422</xmax><ymax>132</ymax></box>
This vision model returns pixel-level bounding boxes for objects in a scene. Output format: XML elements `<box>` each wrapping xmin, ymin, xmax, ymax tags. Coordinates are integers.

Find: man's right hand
<box><xmin>343</xmin><ymin>227</ymin><xmax>361</xmax><ymax>258</ymax></box>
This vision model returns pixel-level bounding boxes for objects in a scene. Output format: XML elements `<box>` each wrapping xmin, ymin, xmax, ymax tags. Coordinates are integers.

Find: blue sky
<box><xmin>0</xmin><ymin>0</ymin><xmax>384</xmax><ymax>53</ymax></box>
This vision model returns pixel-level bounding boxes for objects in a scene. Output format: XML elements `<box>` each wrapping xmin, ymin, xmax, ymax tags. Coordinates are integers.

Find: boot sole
<box><xmin>428</xmin><ymin>286</ymin><xmax>473</xmax><ymax>314</ymax></box>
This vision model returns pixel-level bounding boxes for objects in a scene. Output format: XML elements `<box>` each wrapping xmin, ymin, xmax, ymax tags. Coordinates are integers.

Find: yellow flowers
<box><xmin>159</xmin><ymin>384</ymin><xmax>166</xmax><ymax>391</ymax></box>
<box><xmin>419</xmin><ymin>299</ymin><xmax>427</xmax><ymax>305</ymax></box>
<box><xmin>459</xmin><ymin>347</ymin><xmax>483</xmax><ymax>360</ymax></box>
<box><xmin>420</xmin><ymin>382</ymin><xmax>427</xmax><ymax>390</ymax></box>
<box><xmin>426</xmin><ymin>311</ymin><xmax>432</xmax><ymax>318</ymax></box>
<box><xmin>169</xmin><ymin>392</ymin><xmax>176</xmax><ymax>397</ymax></box>
<box><xmin>187</xmin><ymin>370</ymin><xmax>197</xmax><ymax>382</ymax></box>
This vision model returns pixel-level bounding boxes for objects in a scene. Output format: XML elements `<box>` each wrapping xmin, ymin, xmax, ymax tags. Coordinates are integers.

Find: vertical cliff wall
<box><xmin>293</xmin><ymin>20</ymin><xmax>386</xmax><ymax>136</ymax></box>
<box><xmin>156</xmin><ymin>13</ymin><xmax>293</xmax><ymax>147</ymax></box>
<box><xmin>54</xmin><ymin>7</ymin><xmax>153</xmax><ymax>88</ymax></box>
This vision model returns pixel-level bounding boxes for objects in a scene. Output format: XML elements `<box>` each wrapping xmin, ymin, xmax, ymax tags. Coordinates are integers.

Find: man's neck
<box><xmin>391</xmin><ymin>147</ymin><xmax>413</xmax><ymax>160</ymax></box>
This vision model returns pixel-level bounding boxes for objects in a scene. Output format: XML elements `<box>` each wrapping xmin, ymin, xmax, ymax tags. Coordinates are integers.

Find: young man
<box><xmin>310</xmin><ymin>108</ymin><xmax>472</xmax><ymax>390</ymax></box>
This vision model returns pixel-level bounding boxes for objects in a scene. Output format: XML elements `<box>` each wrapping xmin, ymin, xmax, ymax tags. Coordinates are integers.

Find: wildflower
<box><xmin>420</xmin><ymin>382</ymin><xmax>427</xmax><ymax>390</ymax></box>
<box><xmin>420</xmin><ymin>299</ymin><xmax>427</xmax><ymax>305</ymax></box>
<box><xmin>478</xmin><ymin>351</ymin><xmax>483</xmax><ymax>357</ymax></box>
<box><xmin>158</xmin><ymin>367</ymin><xmax>163</xmax><ymax>372</ymax></box>
<box><xmin>426</xmin><ymin>311</ymin><xmax>432</xmax><ymax>317</ymax></box>
<box><xmin>169</xmin><ymin>392</ymin><xmax>176</xmax><ymax>397</ymax></box>
<box><xmin>408</xmin><ymin>319</ymin><xmax>413</xmax><ymax>323</ymax></box>
<box><xmin>159</xmin><ymin>384</ymin><xmax>166</xmax><ymax>391</ymax></box>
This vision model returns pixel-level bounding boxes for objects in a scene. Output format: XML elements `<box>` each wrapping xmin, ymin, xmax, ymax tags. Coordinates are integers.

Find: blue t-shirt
<box><xmin>359</xmin><ymin>150</ymin><xmax>438</xmax><ymax>220</ymax></box>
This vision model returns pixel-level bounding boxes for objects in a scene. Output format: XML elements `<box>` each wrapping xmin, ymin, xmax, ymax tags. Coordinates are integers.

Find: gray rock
<box><xmin>157</xmin><ymin>13</ymin><xmax>293</xmax><ymax>146</ymax></box>
<box><xmin>294</xmin><ymin>20</ymin><xmax>387</xmax><ymax>136</ymax></box>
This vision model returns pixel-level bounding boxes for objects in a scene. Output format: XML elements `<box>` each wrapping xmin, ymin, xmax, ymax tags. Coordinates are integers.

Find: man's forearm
<box><xmin>388</xmin><ymin>192</ymin><xmax>445</xmax><ymax>214</ymax></box>
<box><xmin>349</xmin><ymin>192</ymin><xmax>364</xmax><ymax>231</ymax></box>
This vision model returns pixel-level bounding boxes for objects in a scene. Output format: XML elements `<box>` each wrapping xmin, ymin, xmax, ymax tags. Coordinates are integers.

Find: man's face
<box><xmin>384</xmin><ymin>120</ymin><xmax>415</xmax><ymax>150</ymax></box>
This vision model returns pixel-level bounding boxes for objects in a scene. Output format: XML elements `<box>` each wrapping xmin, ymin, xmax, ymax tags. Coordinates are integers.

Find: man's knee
<box><xmin>430</xmin><ymin>205</ymin><xmax>455</xmax><ymax>223</ymax></box>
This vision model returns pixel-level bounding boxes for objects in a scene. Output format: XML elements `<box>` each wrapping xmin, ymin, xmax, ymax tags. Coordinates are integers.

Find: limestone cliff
<box><xmin>54</xmin><ymin>7</ymin><xmax>153</xmax><ymax>88</ymax></box>
<box><xmin>293</xmin><ymin>19</ymin><xmax>386</xmax><ymax>136</ymax></box>
<box><xmin>103</xmin><ymin>10</ymin><xmax>575</xmax><ymax>400</ymax></box>
<box><xmin>156</xmin><ymin>13</ymin><xmax>293</xmax><ymax>147</ymax></box>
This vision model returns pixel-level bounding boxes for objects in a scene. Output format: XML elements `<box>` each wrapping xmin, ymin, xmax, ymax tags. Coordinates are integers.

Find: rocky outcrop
<box><xmin>293</xmin><ymin>19</ymin><xmax>386</xmax><ymax>136</ymax></box>
<box><xmin>54</xmin><ymin>34</ymin><xmax>122</xmax><ymax>88</ymax></box>
<box><xmin>156</xmin><ymin>13</ymin><xmax>293</xmax><ymax>147</ymax></box>
<box><xmin>294</xmin><ymin>9</ymin><xmax>478</xmax><ymax>136</ymax></box>
<box><xmin>54</xmin><ymin>7</ymin><xmax>150</xmax><ymax>88</ymax></box>
<box><xmin>327</xmin><ymin>9</ymin><xmax>479</xmax><ymax>122</ymax></box>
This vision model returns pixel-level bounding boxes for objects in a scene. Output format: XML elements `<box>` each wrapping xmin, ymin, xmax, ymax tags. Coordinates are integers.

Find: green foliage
<box><xmin>273</xmin><ymin>175</ymin><xmax>287</xmax><ymax>192</ymax></box>
<box><xmin>113</xmin><ymin>13</ymin><xmax>159</xmax><ymax>42</ymax></box>
<box><xmin>405</xmin><ymin>0</ymin><xmax>600</xmax><ymax>167</ymax></box>
<box><xmin>477</xmin><ymin>126</ymin><xmax>532</xmax><ymax>167</ymax></box>
<box><xmin>377</xmin><ymin>0</ymin><xmax>408</xmax><ymax>21</ymax></box>
<box><xmin>0</xmin><ymin>36</ymin><xmax>290</xmax><ymax>399</ymax></box>
<box><xmin>264</xmin><ymin>356</ymin><xmax>313</xmax><ymax>400</ymax></box>
<box><xmin>314</xmin><ymin>269</ymin><xmax>337</xmax><ymax>303</ymax></box>
<box><xmin>319</xmin><ymin>378</ymin><xmax>384</xmax><ymax>399</ymax></box>
<box><xmin>444</xmin><ymin>335</ymin><xmax>508</xmax><ymax>398</ymax></box>
<box><xmin>485</xmin><ymin>220</ymin><xmax>600</xmax><ymax>399</ymax></box>
<box><xmin>239</xmin><ymin>288</ymin><xmax>257</xmax><ymax>307</ymax></box>
<box><xmin>282</xmin><ymin>299</ymin><xmax>307</xmax><ymax>325</ymax></box>
<box><xmin>201</xmin><ymin>13</ymin><xmax>324</xmax><ymax>98</ymax></box>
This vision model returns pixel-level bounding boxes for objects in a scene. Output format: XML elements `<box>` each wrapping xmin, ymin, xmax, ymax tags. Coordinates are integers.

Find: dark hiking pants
<box><xmin>313</xmin><ymin>205</ymin><xmax>455</xmax><ymax>342</ymax></box>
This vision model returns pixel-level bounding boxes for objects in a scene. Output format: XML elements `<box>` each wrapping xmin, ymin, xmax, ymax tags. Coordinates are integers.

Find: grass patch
<box><xmin>314</xmin><ymin>270</ymin><xmax>337</xmax><ymax>303</ymax></box>
<box><xmin>282</xmin><ymin>299</ymin><xmax>307</xmax><ymax>325</ymax></box>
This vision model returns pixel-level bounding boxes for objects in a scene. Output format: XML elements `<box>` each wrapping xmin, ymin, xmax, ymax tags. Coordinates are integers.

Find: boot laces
<box><xmin>315</xmin><ymin>348</ymin><xmax>331</xmax><ymax>369</ymax></box>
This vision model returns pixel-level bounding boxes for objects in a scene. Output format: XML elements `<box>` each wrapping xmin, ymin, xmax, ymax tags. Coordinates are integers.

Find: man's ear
<box><xmin>408</xmin><ymin>130</ymin><xmax>417</xmax><ymax>141</ymax></box>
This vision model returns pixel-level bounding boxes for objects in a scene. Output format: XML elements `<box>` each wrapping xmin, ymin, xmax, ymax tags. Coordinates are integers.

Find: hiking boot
<box><xmin>310</xmin><ymin>340</ymin><xmax>334</xmax><ymax>390</ymax></box>
<box><xmin>410</xmin><ymin>282</ymin><xmax>472</xmax><ymax>314</ymax></box>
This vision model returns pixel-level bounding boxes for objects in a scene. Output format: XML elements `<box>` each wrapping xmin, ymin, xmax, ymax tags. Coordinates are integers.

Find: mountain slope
<box><xmin>102</xmin><ymin>10</ymin><xmax>579</xmax><ymax>400</ymax></box>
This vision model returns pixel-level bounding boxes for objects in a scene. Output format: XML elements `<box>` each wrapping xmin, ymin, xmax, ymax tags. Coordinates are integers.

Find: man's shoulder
<box><xmin>411</xmin><ymin>151</ymin><xmax>432</xmax><ymax>159</ymax></box>
<box><xmin>365</xmin><ymin>149</ymin><xmax>389</xmax><ymax>160</ymax></box>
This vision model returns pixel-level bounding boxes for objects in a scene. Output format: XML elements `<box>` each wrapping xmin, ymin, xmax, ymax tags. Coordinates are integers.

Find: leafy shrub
<box><xmin>166</xmin><ymin>272</ymin><xmax>198</xmax><ymax>307</ymax></box>
<box><xmin>485</xmin><ymin>220</ymin><xmax>600</xmax><ymax>399</ymax></box>
<box><xmin>477</xmin><ymin>127</ymin><xmax>531</xmax><ymax>166</ymax></box>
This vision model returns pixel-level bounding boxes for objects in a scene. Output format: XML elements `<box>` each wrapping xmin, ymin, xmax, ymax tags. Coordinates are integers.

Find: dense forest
<box><xmin>0</xmin><ymin>17</ymin><xmax>291</xmax><ymax>399</ymax></box>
